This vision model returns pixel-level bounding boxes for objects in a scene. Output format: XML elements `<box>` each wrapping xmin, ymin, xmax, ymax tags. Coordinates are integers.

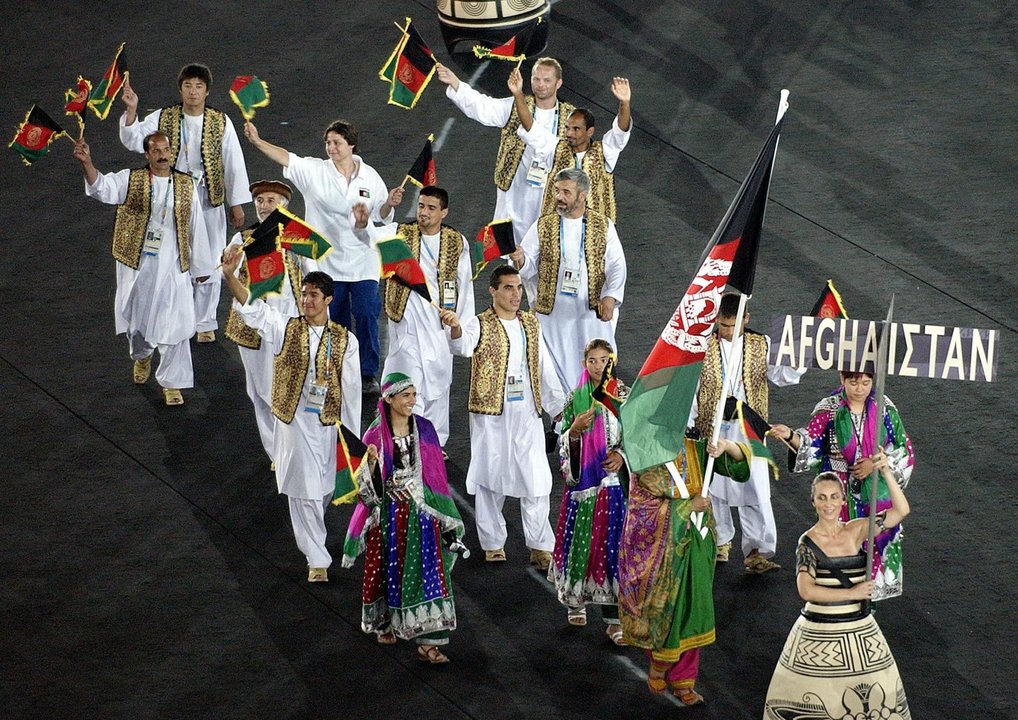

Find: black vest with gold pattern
<box><xmin>271</xmin><ymin>318</ymin><xmax>349</xmax><ymax>426</ymax></box>
<box><xmin>383</xmin><ymin>223</ymin><xmax>463</xmax><ymax>322</ymax></box>
<box><xmin>111</xmin><ymin>168</ymin><xmax>193</xmax><ymax>272</ymax></box>
<box><xmin>494</xmin><ymin>96</ymin><xmax>575</xmax><ymax>191</ymax></box>
<box><xmin>695</xmin><ymin>331</ymin><xmax>770</xmax><ymax>439</ymax></box>
<box><xmin>467</xmin><ymin>308</ymin><xmax>542</xmax><ymax>416</ymax></box>
<box><xmin>541</xmin><ymin>140</ymin><xmax>616</xmax><ymax>221</ymax></box>
<box><xmin>532</xmin><ymin>211</ymin><xmax>609</xmax><ymax>315</ymax></box>
<box><xmin>158</xmin><ymin>104</ymin><xmax>227</xmax><ymax>206</ymax></box>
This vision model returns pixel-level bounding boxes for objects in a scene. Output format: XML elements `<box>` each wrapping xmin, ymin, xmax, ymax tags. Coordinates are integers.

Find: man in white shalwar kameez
<box><xmin>222</xmin><ymin>232</ymin><xmax>363</xmax><ymax>583</ymax></box>
<box><xmin>119</xmin><ymin>64</ymin><xmax>251</xmax><ymax>342</ymax></box>
<box><xmin>515</xmin><ymin>168</ymin><xmax>627</xmax><ymax>393</ymax></box>
<box><xmin>379</xmin><ymin>186</ymin><xmax>474</xmax><ymax>447</ymax></box>
<box><xmin>440</xmin><ymin>266</ymin><xmax>566</xmax><ymax>570</ymax></box>
<box><xmin>435</xmin><ymin>58</ymin><xmax>573</xmax><ymax>248</ymax></box>
<box><xmin>688</xmin><ymin>294</ymin><xmax>806</xmax><ymax>572</ymax></box>
<box><xmin>224</xmin><ymin>180</ymin><xmax>317</xmax><ymax>465</ymax></box>
<box><xmin>75</xmin><ymin>132</ymin><xmax>209</xmax><ymax>407</ymax></box>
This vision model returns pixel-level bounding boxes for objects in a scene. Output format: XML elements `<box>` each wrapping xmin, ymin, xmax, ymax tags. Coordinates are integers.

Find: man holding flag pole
<box><xmin>616</xmin><ymin>93</ymin><xmax>789</xmax><ymax>705</ymax></box>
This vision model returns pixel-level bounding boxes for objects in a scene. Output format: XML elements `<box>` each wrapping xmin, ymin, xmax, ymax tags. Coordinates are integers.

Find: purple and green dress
<box><xmin>550</xmin><ymin>371</ymin><xmax>629</xmax><ymax>613</ymax></box>
<box><xmin>342</xmin><ymin>410</ymin><xmax>464</xmax><ymax>644</ymax></box>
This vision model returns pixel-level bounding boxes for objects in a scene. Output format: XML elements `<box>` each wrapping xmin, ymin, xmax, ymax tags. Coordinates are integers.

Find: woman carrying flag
<box><xmin>550</xmin><ymin>339</ymin><xmax>629</xmax><ymax>644</ymax></box>
<box><xmin>341</xmin><ymin>373</ymin><xmax>464</xmax><ymax>664</ymax></box>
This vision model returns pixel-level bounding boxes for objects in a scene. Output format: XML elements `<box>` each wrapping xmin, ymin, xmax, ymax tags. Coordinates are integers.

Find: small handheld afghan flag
<box><xmin>242</xmin><ymin>221</ymin><xmax>286</xmax><ymax>303</ymax></box>
<box><xmin>379</xmin><ymin>18</ymin><xmax>437</xmax><ymax>110</ymax></box>
<box><xmin>470</xmin><ymin>219</ymin><xmax>515</xmax><ymax>279</ymax></box>
<box><xmin>472</xmin><ymin>18</ymin><xmax>541</xmax><ymax>62</ymax></box>
<box><xmin>229</xmin><ymin>75</ymin><xmax>270</xmax><ymax>120</ymax></box>
<box><xmin>261</xmin><ymin>207</ymin><xmax>332</xmax><ymax>260</ymax></box>
<box><xmin>88</xmin><ymin>42</ymin><xmax>128</xmax><ymax>120</ymax></box>
<box><xmin>723</xmin><ymin>397</ymin><xmax>778</xmax><ymax>477</ymax></box>
<box><xmin>404</xmin><ymin>134</ymin><xmax>436</xmax><ymax>187</ymax></box>
<box><xmin>332</xmin><ymin>423</ymin><xmax>368</xmax><ymax>505</ymax></box>
<box><xmin>377</xmin><ymin>237</ymin><xmax>432</xmax><ymax>303</ymax></box>
<box><xmin>9</xmin><ymin>105</ymin><xmax>68</xmax><ymax>166</ymax></box>
<box><xmin>592</xmin><ymin>357</ymin><xmax>623</xmax><ymax>419</ymax></box>
<box><xmin>64</xmin><ymin>77</ymin><xmax>93</xmax><ymax>137</ymax></box>
<box><xmin>811</xmin><ymin>279</ymin><xmax>848</xmax><ymax>319</ymax></box>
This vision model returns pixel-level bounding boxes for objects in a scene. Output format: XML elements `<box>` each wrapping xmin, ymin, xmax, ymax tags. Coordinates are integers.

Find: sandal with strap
<box><xmin>417</xmin><ymin>644</ymin><xmax>449</xmax><ymax>664</ymax></box>
<box><xmin>647</xmin><ymin>660</ymin><xmax>670</xmax><ymax>695</ymax></box>
<box><xmin>376</xmin><ymin>631</ymin><xmax>396</xmax><ymax>645</ymax></box>
<box><xmin>605</xmin><ymin>624</ymin><xmax>626</xmax><ymax>646</ymax></box>
<box><xmin>672</xmin><ymin>685</ymin><xmax>705</xmax><ymax>706</ymax></box>
<box><xmin>567</xmin><ymin>607</ymin><xmax>587</xmax><ymax>626</ymax></box>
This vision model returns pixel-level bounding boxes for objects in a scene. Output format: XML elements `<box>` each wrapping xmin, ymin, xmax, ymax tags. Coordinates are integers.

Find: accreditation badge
<box><xmin>525</xmin><ymin>160</ymin><xmax>549</xmax><ymax>188</ymax></box>
<box><xmin>305</xmin><ymin>382</ymin><xmax>328</xmax><ymax>414</ymax></box>
<box><xmin>441</xmin><ymin>280</ymin><xmax>457</xmax><ymax>310</ymax></box>
<box><xmin>506</xmin><ymin>374</ymin><xmax>525</xmax><ymax>402</ymax></box>
<box><xmin>142</xmin><ymin>229</ymin><xmax>163</xmax><ymax>256</ymax></box>
<box><xmin>560</xmin><ymin>266</ymin><xmax>580</xmax><ymax>296</ymax></box>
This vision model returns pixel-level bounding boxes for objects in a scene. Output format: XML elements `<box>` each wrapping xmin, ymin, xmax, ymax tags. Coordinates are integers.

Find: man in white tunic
<box><xmin>435</xmin><ymin>57</ymin><xmax>573</xmax><ymax>248</ymax></box>
<box><xmin>379</xmin><ymin>186</ymin><xmax>474</xmax><ymax>448</ymax></box>
<box><xmin>244</xmin><ymin>119</ymin><xmax>403</xmax><ymax>394</ymax></box>
<box><xmin>119</xmin><ymin>64</ymin><xmax>251</xmax><ymax>342</ymax></box>
<box><xmin>688</xmin><ymin>293</ymin><xmax>806</xmax><ymax>572</ymax></box>
<box><xmin>74</xmin><ymin>132</ymin><xmax>209</xmax><ymax>407</ymax></box>
<box><xmin>224</xmin><ymin>180</ymin><xmax>317</xmax><ymax>466</ymax></box>
<box><xmin>511</xmin><ymin>72</ymin><xmax>632</xmax><ymax>221</ymax></box>
<box><xmin>514</xmin><ymin>168</ymin><xmax>627</xmax><ymax>393</ymax></box>
<box><xmin>222</xmin><ymin>234</ymin><xmax>363</xmax><ymax>583</ymax></box>
<box><xmin>440</xmin><ymin>266</ymin><xmax>565</xmax><ymax>570</ymax></box>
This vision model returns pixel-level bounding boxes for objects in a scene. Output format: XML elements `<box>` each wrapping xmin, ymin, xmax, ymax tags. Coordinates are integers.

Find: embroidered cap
<box><xmin>381</xmin><ymin>372</ymin><xmax>415</xmax><ymax>398</ymax></box>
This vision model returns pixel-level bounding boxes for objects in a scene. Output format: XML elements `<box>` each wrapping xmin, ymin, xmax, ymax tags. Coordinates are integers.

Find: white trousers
<box><xmin>711</xmin><ymin>495</ymin><xmax>777</xmax><ymax>559</ymax></box>
<box><xmin>288</xmin><ymin>496</ymin><xmax>331</xmax><ymax>568</ymax></box>
<box><xmin>193</xmin><ymin>273</ymin><xmax>222</xmax><ymax>332</ymax></box>
<box><xmin>421</xmin><ymin>392</ymin><xmax>451</xmax><ymax>447</ymax></box>
<box><xmin>240</xmin><ymin>351</ymin><xmax>275</xmax><ymax>462</ymax></box>
<box><xmin>127</xmin><ymin>331</ymin><xmax>193</xmax><ymax>389</ymax></box>
<box><xmin>474</xmin><ymin>485</ymin><xmax>555</xmax><ymax>552</ymax></box>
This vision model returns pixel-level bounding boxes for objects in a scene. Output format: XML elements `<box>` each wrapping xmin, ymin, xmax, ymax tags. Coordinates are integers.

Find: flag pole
<box><xmin>865</xmin><ymin>294</ymin><xmax>895</xmax><ymax>592</ymax></box>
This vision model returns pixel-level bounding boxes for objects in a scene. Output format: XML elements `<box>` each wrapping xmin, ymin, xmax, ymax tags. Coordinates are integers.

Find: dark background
<box><xmin>2</xmin><ymin>1</ymin><xmax>1015</xmax><ymax>718</ymax></box>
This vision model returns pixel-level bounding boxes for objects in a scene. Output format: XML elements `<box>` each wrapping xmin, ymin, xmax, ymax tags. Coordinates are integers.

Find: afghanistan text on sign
<box><xmin>769</xmin><ymin>315</ymin><xmax>999</xmax><ymax>382</ymax></box>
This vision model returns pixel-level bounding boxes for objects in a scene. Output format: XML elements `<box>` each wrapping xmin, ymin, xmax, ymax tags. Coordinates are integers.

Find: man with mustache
<box><xmin>74</xmin><ymin>131</ymin><xmax>209</xmax><ymax>406</ymax></box>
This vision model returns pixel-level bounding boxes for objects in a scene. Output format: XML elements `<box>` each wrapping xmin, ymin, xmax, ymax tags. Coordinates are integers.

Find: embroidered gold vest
<box><xmin>532</xmin><ymin>211</ymin><xmax>609</xmax><ymax>315</ymax></box>
<box><xmin>271</xmin><ymin>318</ymin><xmax>349</xmax><ymax>426</ymax></box>
<box><xmin>467</xmin><ymin>309</ymin><xmax>542</xmax><ymax>416</ymax></box>
<box><xmin>158</xmin><ymin>104</ymin><xmax>227</xmax><ymax>206</ymax></box>
<box><xmin>541</xmin><ymin>140</ymin><xmax>616</xmax><ymax>221</ymax></box>
<box><xmin>494</xmin><ymin>96</ymin><xmax>575</xmax><ymax>191</ymax></box>
<box><xmin>695</xmin><ymin>331</ymin><xmax>770</xmax><ymax>438</ymax></box>
<box><xmin>383</xmin><ymin>223</ymin><xmax>463</xmax><ymax>322</ymax></box>
<box><xmin>225</xmin><ymin>235</ymin><xmax>305</xmax><ymax>350</ymax></box>
<box><xmin>111</xmin><ymin>168</ymin><xmax>193</xmax><ymax>272</ymax></box>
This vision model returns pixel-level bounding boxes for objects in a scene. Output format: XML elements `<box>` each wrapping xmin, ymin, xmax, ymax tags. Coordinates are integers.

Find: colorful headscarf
<box><xmin>381</xmin><ymin>372</ymin><xmax>414</xmax><ymax>398</ymax></box>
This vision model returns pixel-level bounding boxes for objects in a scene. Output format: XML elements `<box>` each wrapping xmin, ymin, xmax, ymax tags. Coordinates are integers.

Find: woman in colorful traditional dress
<box><xmin>762</xmin><ymin>465</ymin><xmax>911</xmax><ymax>719</ymax></box>
<box><xmin>550</xmin><ymin>339</ymin><xmax>629</xmax><ymax>644</ymax></box>
<box><xmin>342</xmin><ymin>373</ymin><xmax>465</xmax><ymax>664</ymax></box>
<box><xmin>618</xmin><ymin>434</ymin><xmax>751</xmax><ymax>706</ymax></box>
<box><xmin>770</xmin><ymin>370</ymin><xmax>914</xmax><ymax>600</ymax></box>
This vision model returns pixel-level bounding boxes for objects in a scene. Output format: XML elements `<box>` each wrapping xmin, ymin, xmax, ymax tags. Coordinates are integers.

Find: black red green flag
<box><xmin>472</xmin><ymin>18</ymin><xmax>542</xmax><ymax>62</ymax></box>
<box><xmin>332</xmin><ymin>423</ymin><xmax>368</xmax><ymax>505</ymax></box>
<box><xmin>88</xmin><ymin>42</ymin><xmax>128</xmax><ymax>120</ymax></box>
<box><xmin>261</xmin><ymin>207</ymin><xmax>332</xmax><ymax>260</ymax></box>
<box><xmin>64</xmin><ymin>76</ymin><xmax>92</xmax><ymax>136</ymax></box>
<box><xmin>377</xmin><ymin>237</ymin><xmax>432</xmax><ymax>302</ymax></box>
<box><xmin>470</xmin><ymin>219</ymin><xmax>515</xmax><ymax>279</ymax></box>
<box><xmin>229</xmin><ymin>75</ymin><xmax>270</xmax><ymax>120</ymax></box>
<box><xmin>379</xmin><ymin>18</ymin><xmax>437</xmax><ymax>110</ymax></box>
<box><xmin>811</xmin><ymin>279</ymin><xmax>848</xmax><ymax>319</ymax></box>
<box><xmin>620</xmin><ymin>117</ymin><xmax>785</xmax><ymax>472</ymax></box>
<box><xmin>243</xmin><ymin>221</ymin><xmax>286</xmax><ymax>302</ymax></box>
<box><xmin>404</xmin><ymin>134</ymin><xmax>436</xmax><ymax>187</ymax></box>
<box><xmin>9</xmin><ymin>104</ymin><xmax>67</xmax><ymax>166</ymax></box>
<box><xmin>723</xmin><ymin>397</ymin><xmax>778</xmax><ymax>476</ymax></box>
<box><xmin>592</xmin><ymin>357</ymin><xmax>623</xmax><ymax>419</ymax></box>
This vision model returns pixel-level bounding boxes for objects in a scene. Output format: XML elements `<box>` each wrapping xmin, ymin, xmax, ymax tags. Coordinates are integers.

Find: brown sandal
<box><xmin>376</xmin><ymin>631</ymin><xmax>396</xmax><ymax>645</ymax></box>
<box><xmin>647</xmin><ymin>659</ymin><xmax>669</xmax><ymax>694</ymax></box>
<box><xmin>567</xmin><ymin>607</ymin><xmax>587</xmax><ymax>626</ymax></box>
<box><xmin>672</xmin><ymin>685</ymin><xmax>705</xmax><ymax>706</ymax></box>
<box><xmin>417</xmin><ymin>644</ymin><xmax>449</xmax><ymax>664</ymax></box>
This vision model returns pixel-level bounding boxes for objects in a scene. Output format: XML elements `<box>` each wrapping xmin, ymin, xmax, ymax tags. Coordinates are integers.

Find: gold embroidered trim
<box><xmin>532</xmin><ymin>211</ymin><xmax>609</xmax><ymax>315</ymax></box>
<box><xmin>695</xmin><ymin>332</ymin><xmax>770</xmax><ymax>439</ymax></box>
<box><xmin>383</xmin><ymin>223</ymin><xmax>463</xmax><ymax>322</ymax></box>
<box><xmin>467</xmin><ymin>309</ymin><xmax>542</xmax><ymax>415</ymax></box>
<box><xmin>111</xmin><ymin>168</ymin><xmax>192</xmax><ymax>272</ymax></box>
<box><xmin>541</xmin><ymin>139</ymin><xmax>617</xmax><ymax>221</ymax></box>
<box><xmin>493</xmin><ymin>97</ymin><xmax>575</xmax><ymax>192</ymax></box>
<box><xmin>272</xmin><ymin>318</ymin><xmax>349</xmax><ymax>425</ymax></box>
<box><xmin>158</xmin><ymin>105</ymin><xmax>227</xmax><ymax>206</ymax></box>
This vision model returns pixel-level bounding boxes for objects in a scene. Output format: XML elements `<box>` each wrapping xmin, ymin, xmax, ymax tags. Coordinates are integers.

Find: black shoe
<box><xmin>362</xmin><ymin>377</ymin><xmax>380</xmax><ymax>395</ymax></box>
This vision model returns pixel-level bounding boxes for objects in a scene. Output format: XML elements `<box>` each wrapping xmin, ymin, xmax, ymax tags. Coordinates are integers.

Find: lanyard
<box><xmin>719</xmin><ymin>337</ymin><xmax>744</xmax><ymax>398</ymax></box>
<box><xmin>180</xmin><ymin>116</ymin><xmax>198</xmax><ymax>174</ymax></box>
<box><xmin>559</xmin><ymin>216</ymin><xmax>586</xmax><ymax>267</ymax></box>
<box><xmin>309</xmin><ymin>323</ymin><xmax>332</xmax><ymax>384</ymax></box>
<box><xmin>150</xmin><ymin>171</ymin><xmax>173</xmax><ymax>225</ymax></box>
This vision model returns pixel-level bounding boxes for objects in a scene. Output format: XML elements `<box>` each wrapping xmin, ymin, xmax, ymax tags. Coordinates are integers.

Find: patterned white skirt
<box><xmin>762</xmin><ymin>614</ymin><xmax>910</xmax><ymax>719</ymax></box>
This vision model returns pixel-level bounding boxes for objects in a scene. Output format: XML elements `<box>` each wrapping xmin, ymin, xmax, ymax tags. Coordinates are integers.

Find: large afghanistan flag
<box><xmin>379</xmin><ymin>18</ymin><xmax>437</xmax><ymax>110</ymax></box>
<box><xmin>620</xmin><ymin>118</ymin><xmax>785</xmax><ymax>473</ymax></box>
